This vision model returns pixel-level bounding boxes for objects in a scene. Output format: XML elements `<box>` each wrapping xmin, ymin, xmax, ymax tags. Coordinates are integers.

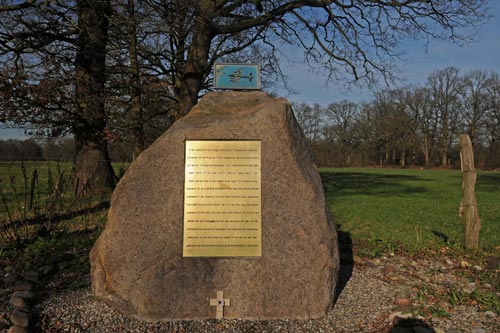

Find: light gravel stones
<box><xmin>470</xmin><ymin>329</ymin><xmax>487</xmax><ymax>333</ymax></box>
<box><xmin>23</xmin><ymin>252</ymin><xmax>500</xmax><ymax>332</ymax></box>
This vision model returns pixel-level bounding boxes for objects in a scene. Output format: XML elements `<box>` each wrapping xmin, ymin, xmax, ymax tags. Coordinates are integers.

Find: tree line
<box><xmin>0</xmin><ymin>1</ymin><xmax>489</xmax><ymax>191</ymax></box>
<box><xmin>0</xmin><ymin>138</ymin><xmax>133</xmax><ymax>163</ymax></box>
<box><xmin>294</xmin><ymin>67</ymin><xmax>500</xmax><ymax>169</ymax></box>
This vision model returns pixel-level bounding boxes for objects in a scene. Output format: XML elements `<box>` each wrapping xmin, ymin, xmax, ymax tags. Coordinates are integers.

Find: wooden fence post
<box><xmin>459</xmin><ymin>134</ymin><xmax>481</xmax><ymax>250</ymax></box>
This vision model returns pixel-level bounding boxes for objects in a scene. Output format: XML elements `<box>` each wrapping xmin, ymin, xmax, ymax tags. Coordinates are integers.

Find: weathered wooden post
<box><xmin>459</xmin><ymin>134</ymin><xmax>481</xmax><ymax>250</ymax></box>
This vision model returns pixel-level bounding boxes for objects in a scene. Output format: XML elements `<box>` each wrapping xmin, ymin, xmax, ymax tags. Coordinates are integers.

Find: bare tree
<box><xmin>459</xmin><ymin>70</ymin><xmax>495</xmax><ymax>146</ymax></box>
<box><xmin>142</xmin><ymin>0</ymin><xmax>489</xmax><ymax>118</ymax></box>
<box><xmin>73</xmin><ymin>0</ymin><xmax>116</xmax><ymax>192</ymax></box>
<box><xmin>370</xmin><ymin>89</ymin><xmax>412</xmax><ymax>166</ymax></box>
<box><xmin>484</xmin><ymin>73</ymin><xmax>500</xmax><ymax>167</ymax></box>
<box><xmin>325</xmin><ymin>100</ymin><xmax>359</xmax><ymax>166</ymax></box>
<box><xmin>293</xmin><ymin>102</ymin><xmax>324</xmax><ymax>141</ymax></box>
<box><xmin>126</xmin><ymin>0</ymin><xmax>144</xmax><ymax>160</ymax></box>
<box><xmin>351</xmin><ymin>104</ymin><xmax>379</xmax><ymax>166</ymax></box>
<box><xmin>407</xmin><ymin>87</ymin><xmax>437</xmax><ymax>168</ymax></box>
<box><xmin>0</xmin><ymin>0</ymin><xmax>116</xmax><ymax>192</ymax></box>
<box><xmin>428</xmin><ymin>67</ymin><xmax>463</xmax><ymax>168</ymax></box>
<box><xmin>0</xmin><ymin>0</ymin><xmax>492</xmax><ymax>184</ymax></box>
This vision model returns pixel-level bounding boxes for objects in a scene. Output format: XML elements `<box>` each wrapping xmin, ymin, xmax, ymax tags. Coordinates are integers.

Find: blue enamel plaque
<box><xmin>214</xmin><ymin>63</ymin><xmax>261</xmax><ymax>90</ymax></box>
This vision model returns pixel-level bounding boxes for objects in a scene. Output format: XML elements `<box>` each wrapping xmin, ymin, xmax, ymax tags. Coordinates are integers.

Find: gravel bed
<box><xmin>2</xmin><ymin>254</ymin><xmax>499</xmax><ymax>332</ymax></box>
<box><xmin>30</xmin><ymin>264</ymin><xmax>393</xmax><ymax>333</ymax></box>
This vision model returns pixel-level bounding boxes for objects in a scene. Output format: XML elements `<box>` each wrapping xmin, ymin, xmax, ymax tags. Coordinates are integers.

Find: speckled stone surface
<box><xmin>90</xmin><ymin>91</ymin><xmax>339</xmax><ymax>321</ymax></box>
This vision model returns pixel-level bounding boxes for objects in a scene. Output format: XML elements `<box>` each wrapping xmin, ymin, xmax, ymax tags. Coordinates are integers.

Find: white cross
<box><xmin>209</xmin><ymin>290</ymin><xmax>230</xmax><ymax>319</ymax></box>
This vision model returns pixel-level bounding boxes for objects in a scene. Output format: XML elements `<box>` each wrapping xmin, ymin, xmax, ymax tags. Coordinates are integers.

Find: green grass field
<box><xmin>0</xmin><ymin>161</ymin><xmax>127</xmax><ymax>204</ymax></box>
<box><xmin>1</xmin><ymin>162</ymin><xmax>499</xmax><ymax>253</ymax></box>
<box><xmin>321</xmin><ymin>168</ymin><xmax>500</xmax><ymax>252</ymax></box>
<box><xmin>0</xmin><ymin>161</ymin><xmax>127</xmax><ymax>248</ymax></box>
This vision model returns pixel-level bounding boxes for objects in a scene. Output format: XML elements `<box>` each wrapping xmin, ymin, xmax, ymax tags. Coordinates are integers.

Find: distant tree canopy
<box><xmin>0</xmin><ymin>1</ymin><xmax>491</xmax><ymax>189</ymax></box>
<box><xmin>0</xmin><ymin>139</ymin><xmax>43</xmax><ymax>161</ymax></box>
<box><xmin>294</xmin><ymin>67</ymin><xmax>500</xmax><ymax>169</ymax></box>
<box><xmin>0</xmin><ymin>137</ymin><xmax>132</xmax><ymax>163</ymax></box>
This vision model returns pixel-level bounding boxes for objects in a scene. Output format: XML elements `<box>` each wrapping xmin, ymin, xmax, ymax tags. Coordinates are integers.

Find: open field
<box><xmin>0</xmin><ymin>161</ymin><xmax>127</xmax><ymax>208</ymax></box>
<box><xmin>1</xmin><ymin>162</ymin><xmax>499</xmax><ymax>252</ymax></box>
<box><xmin>0</xmin><ymin>161</ymin><xmax>128</xmax><ymax>185</ymax></box>
<box><xmin>321</xmin><ymin>168</ymin><xmax>500</xmax><ymax>252</ymax></box>
<box><xmin>0</xmin><ymin>161</ymin><xmax>127</xmax><ymax>248</ymax></box>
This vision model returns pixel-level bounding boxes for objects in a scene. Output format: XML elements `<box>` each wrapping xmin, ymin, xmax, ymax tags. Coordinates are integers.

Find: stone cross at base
<box><xmin>210</xmin><ymin>291</ymin><xmax>230</xmax><ymax>319</ymax></box>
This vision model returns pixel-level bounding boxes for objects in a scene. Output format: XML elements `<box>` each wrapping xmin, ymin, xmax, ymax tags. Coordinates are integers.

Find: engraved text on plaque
<box><xmin>183</xmin><ymin>140</ymin><xmax>261</xmax><ymax>257</ymax></box>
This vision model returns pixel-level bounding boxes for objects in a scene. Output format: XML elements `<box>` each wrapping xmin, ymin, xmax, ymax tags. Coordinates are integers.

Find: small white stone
<box><xmin>470</xmin><ymin>328</ymin><xmax>487</xmax><ymax>333</ymax></box>
<box><xmin>483</xmin><ymin>310</ymin><xmax>497</xmax><ymax>318</ymax></box>
<box><xmin>460</xmin><ymin>260</ymin><xmax>471</xmax><ymax>268</ymax></box>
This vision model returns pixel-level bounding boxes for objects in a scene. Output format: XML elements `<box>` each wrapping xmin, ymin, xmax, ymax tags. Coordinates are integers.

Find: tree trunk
<box><xmin>74</xmin><ymin>0</ymin><xmax>115</xmax><ymax>193</ymax></box>
<box><xmin>441</xmin><ymin>114</ymin><xmax>449</xmax><ymax>168</ymax></box>
<box><xmin>410</xmin><ymin>146</ymin><xmax>416</xmax><ymax>167</ymax></box>
<box><xmin>459</xmin><ymin>134</ymin><xmax>481</xmax><ymax>250</ymax></box>
<box><xmin>385</xmin><ymin>141</ymin><xmax>389</xmax><ymax>166</ymax></box>
<box><xmin>423</xmin><ymin>134</ymin><xmax>430</xmax><ymax>168</ymax></box>
<box><xmin>400</xmin><ymin>145</ymin><xmax>406</xmax><ymax>168</ymax></box>
<box><xmin>127</xmin><ymin>0</ymin><xmax>144</xmax><ymax>160</ymax></box>
<box><xmin>441</xmin><ymin>150</ymin><xmax>448</xmax><ymax>168</ymax></box>
<box><xmin>176</xmin><ymin>17</ymin><xmax>214</xmax><ymax>118</ymax></box>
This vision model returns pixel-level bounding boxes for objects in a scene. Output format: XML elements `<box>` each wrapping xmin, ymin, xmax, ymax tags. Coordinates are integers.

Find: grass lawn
<box><xmin>0</xmin><ymin>161</ymin><xmax>127</xmax><ymax>206</ymax></box>
<box><xmin>321</xmin><ymin>168</ymin><xmax>500</xmax><ymax>252</ymax></box>
<box><xmin>0</xmin><ymin>161</ymin><xmax>128</xmax><ymax>251</ymax></box>
<box><xmin>1</xmin><ymin>162</ymin><xmax>498</xmax><ymax>255</ymax></box>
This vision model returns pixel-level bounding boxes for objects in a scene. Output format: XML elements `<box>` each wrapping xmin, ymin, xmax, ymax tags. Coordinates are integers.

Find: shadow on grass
<box><xmin>432</xmin><ymin>230</ymin><xmax>450</xmax><ymax>244</ymax></box>
<box><xmin>321</xmin><ymin>171</ymin><xmax>430</xmax><ymax>199</ymax></box>
<box><xmin>0</xmin><ymin>200</ymin><xmax>110</xmax><ymax>235</ymax></box>
<box><xmin>476</xmin><ymin>173</ymin><xmax>500</xmax><ymax>192</ymax></box>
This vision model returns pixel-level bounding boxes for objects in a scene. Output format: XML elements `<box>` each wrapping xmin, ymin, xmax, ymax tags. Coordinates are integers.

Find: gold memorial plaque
<box><xmin>183</xmin><ymin>140</ymin><xmax>261</xmax><ymax>257</ymax></box>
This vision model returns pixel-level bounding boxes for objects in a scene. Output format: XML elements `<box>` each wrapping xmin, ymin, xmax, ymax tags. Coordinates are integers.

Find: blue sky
<box><xmin>0</xmin><ymin>128</ymin><xmax>23</xmax><ymax>139</ymax></box>
<box><xmin>2</xmin><ymin>1</ymin><xmax>500</xmax><ymax>139</ymax></box>
<box><xmin>278</xmin><ymin>1</ymin><xmax>500</xmax><ymax>106</ymax></box>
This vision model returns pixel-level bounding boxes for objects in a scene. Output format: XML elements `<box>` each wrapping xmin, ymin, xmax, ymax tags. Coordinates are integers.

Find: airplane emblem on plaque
<box><xmin>214</xmin><ymin>63</ymin><xmax>261</xmax><ymax>90</ymax></box>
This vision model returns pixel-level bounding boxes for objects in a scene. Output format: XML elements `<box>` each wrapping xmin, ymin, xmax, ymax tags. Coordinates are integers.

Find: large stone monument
<box><xmin>90</xmin><ymin>91</ymin><xmax>339</xmax><ymax>321</ymax></box>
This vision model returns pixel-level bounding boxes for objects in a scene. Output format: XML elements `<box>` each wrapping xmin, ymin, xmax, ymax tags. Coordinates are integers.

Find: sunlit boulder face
<box><xmin>90</xmin><ymin>91</ymin><xmax>339</xmax><ymax>321</ymax></box>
